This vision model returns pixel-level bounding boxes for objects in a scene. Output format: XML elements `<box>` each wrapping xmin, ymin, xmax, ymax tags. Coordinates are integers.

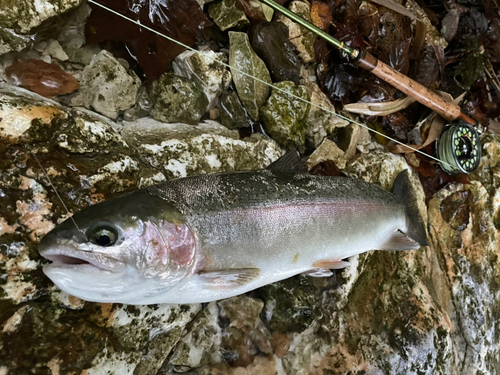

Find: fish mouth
<box><xmin>41</xmin><ymin>248</ymin><xmax>118</xmax><ymax>272</ymax></box>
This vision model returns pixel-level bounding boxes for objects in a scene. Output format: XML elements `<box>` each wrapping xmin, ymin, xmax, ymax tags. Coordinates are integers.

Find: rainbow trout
<box><xmin>38</xmin><ymin>163</ymin><xmax>428</xmax><ymax>304</ymax></box>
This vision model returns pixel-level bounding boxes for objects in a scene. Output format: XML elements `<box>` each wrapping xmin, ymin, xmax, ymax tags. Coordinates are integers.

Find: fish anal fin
<box><xmin>303</xmin><ymin>268</ymin><xmax>334</xmax><ymax>277</ymax></box>
<box><xmin>312</xmin><ymin>260</ymin><xmax>351</xmax><ymax>269</ymax></box>
<box><xmin>380</xmin><ymin>230</ymin><xmax>420</xmax><ymax>251</ymax></box>
<box><xmin>197</xmin><ymin>268</ymin><xmax>261</xmax><ymax>289</ymax></box>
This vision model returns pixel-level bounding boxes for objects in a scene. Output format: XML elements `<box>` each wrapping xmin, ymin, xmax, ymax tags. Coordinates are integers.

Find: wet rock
<box><xmin>218</xmin><ymin>90</ymin><xmax>253</xmax><ymax>129</ymax></box>
<box><xmin>169</xmin><ymin>302</ymin><xmax>222</xmax><ymax>370</ymax></box>
<box><xmin>237</xmin><ymin>0</ymin><xmax>274</xmax><ymax>21</ymax></box>
<box><xmin>307</xmin><ymin>139</ymin><xmax>347</xmax><ymax>170</ymax></box>
<box><xmin>80</xmin><ymin>50</ymin><xmax>141</xmax><ymax>119</ymax></box>
<box><xmin>0</xmin><ymin>0</ymin><xmax>84</xmax><ymax>54</ymax></box>
<box><xmin>218</xmin><ymin>296</ymin><xmax>272</xmax><ymax>367</ymax></box>
<box><xmin>150</xmin><ymin>73</ymin><xmax>208</xmax><ymax>125</ymax></box>
<box><xmin>258</xmin><ymin>275</ymin><xmax>318</xmax><ymax>333</ymax></box>
<box><xmin>6</xmin><ymin>59</ymin><xmax>79</xmax><ymax>97</ymax></box>
<box><xmin>0</xmin><ymin>82</ymin><xmax>283</xmax><ymax>374</ymax></box>
<box><xmin>277</xmin><ymin>1</ymin><xmax>316</xmax><ymax>63</ymax></box>
<box><xmin>304</xmin><ymin>82</ymin><xmax>350</xmax><ymax>149</ymax></box>
<box><xmin>337</xmin><ymin>123</ymin><xmax>360</xmax><ymax>161</ymax></box>
<box><xmin>172</xmin><ymin>50</ymin><xmax>232</xmax><ymax>110</ymax></box>
<box><xmin>56</xmin><ymin>2</ymin><xmax>92</xmax><ymax>62</ymax></box>
<box><xmin>42</xmin><ymin>39</ymin><xmax>68</xmax><ymax>61</ymax></box>
<box><xmin>123</xmin><ymin>84</ymin><xmax>153</xmax><ymax>122</ymax></box>
<box><xmin>260</xmin><ymin>81</ymin><xmax>310</xmax><ymax>150</ymax></box>
<box><xmin>208</xmin><ymin>0</ymin><xmax>250</xmax><ymax>31</ymax></box>
<box><xmin>229</xmin><ymin>31</ymin><xmax>271</xmax><ymax>121</ymax></box>
<box><xmin>121</xmin><ymin>118</ymin><xmax>283</xmax><ymax>179</ymax></box>
<box><xmin>249</xmin><ymin>21</ymin><xmax>301</xmax><ymax>84</ymax></box>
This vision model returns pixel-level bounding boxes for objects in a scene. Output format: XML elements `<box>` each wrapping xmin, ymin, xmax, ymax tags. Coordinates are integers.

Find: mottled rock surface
<box><xmin>0</xmin><ymin>0</ymin><xmax>83</xmax><ymax>54</ymax></box>
<box><xmin>229</xmin><ymin>31</ymin><xmax>271</xmax><ymax>121</ymax></box>
<box><xmin>150</xmin><ymin>73</ymin><xmax>209</xmax><ymax>125</ymax></box>
<box><xmin>260</xmin><ymin>81</ymin><xmax>310</xmax><ymax>150</ymax></box>
<box><xmin>172</xmin><ymin>50</ymin><xmax>232</xmax><ymax>110</ymax></box>
<box><xmin>208</xmin><ymin>0</ymin><xmax>249</xmax><ymax>31</ymax></box>
<box><xmin>80</xmin><ymin>50</ymin><xmax>141</xmax><ymax>119</ymax></box>
<box><xmin>0</xmin><ymin>83</ymin><xmax>282</xmax><ymax>374</ymax></box>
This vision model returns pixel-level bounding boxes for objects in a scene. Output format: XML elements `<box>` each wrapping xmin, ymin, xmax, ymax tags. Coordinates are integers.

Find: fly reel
<box><xmin>436</xmin><ymin>122</ymin><xmax>482</xmax><ymax>174</ymax></box>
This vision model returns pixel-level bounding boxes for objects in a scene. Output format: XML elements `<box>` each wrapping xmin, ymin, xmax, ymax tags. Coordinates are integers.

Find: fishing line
<box><xmin>31</xmin><ymin>150</ymin><xmax>85</xmax><ymax>235</ymax></box>
<box><xmin>87</xmin><ymin>0</ymin><xmax>452</xmax><ymax>167</ymax></box>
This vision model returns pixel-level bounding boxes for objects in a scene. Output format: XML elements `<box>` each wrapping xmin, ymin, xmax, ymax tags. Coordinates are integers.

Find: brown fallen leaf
<box><xmin>6</xmin><ymin>59</ymin><xmax>79</xmax><ymax>97</ymax></box>
<box><xmin>311</xmin><ymin>0</ymin><xmax>333</xmax><ymax>31</ymax></box>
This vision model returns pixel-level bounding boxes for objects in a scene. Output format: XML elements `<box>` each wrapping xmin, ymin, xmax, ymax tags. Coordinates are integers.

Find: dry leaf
<box><xmin>344</xmin><ymin>96</ymin><xmax>415</xmax><ymax>116</ymax></box>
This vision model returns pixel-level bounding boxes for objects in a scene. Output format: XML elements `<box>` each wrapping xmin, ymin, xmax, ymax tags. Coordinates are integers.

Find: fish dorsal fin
<box><xmin>303</xmin><ymin>268</ymin><xmax>334</xmax><ymax>278</ymax></box>
<box><xmin>392</xmin><ymin>170</ymin><xmax>429</xmax><ymax>246</ymax></box>
<box><xmin>267</xmin><ymin>149</ymin><xmax>307</xmax><ymax>172</ymax></box>
<box><xmin>197</xmin><ymin>268</ymin><xmax>261</xmax><ymax>289</ymax></box>
<box><xmin>312</xmin><ymin>260</ymin><xmax>351</xmax><ymax>269</ymax></box>
<box><xmin>379</xmin><ymin>230</ymin><xmax>420</xmax><ymax>251</ymax></box>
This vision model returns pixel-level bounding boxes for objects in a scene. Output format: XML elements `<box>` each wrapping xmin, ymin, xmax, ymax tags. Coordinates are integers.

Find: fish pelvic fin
<box><xmin>392</xmin><ymin>170</ymin><xmax>429</xmax><ymax>247</ymax></box>
<box><xmin>197</xmin><ymin>268</ymin><xmax>261</xmax><ymax>289</ymax></box>
<box><xmin>379</xmin><ymin>230</ymin><xmax>421</xmax><ymax>251</ymax></box>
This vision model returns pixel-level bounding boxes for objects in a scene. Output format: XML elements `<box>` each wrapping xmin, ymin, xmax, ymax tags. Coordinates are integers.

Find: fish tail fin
<box><xmin>392</xmin><ymin>170</ymin><xmax>429</xmax><ymax>247</ymax></box>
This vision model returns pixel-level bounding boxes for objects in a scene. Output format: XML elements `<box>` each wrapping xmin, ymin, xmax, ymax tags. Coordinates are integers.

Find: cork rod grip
<box><xmin>355</xmin><ymin>51</ymin><xmax>475</xmax><ymax>125</ymax></box>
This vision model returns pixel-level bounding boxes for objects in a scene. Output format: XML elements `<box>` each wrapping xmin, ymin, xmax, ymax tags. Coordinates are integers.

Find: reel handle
<box><xmin>354</xmin><ymin>49</ymin><xmax>475</xmax><ymax>126</ymax></box>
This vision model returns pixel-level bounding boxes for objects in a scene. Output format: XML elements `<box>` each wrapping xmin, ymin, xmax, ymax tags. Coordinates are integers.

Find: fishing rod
<box><xmin>87</xmin><ymin>0</ymin><xmax>481</xmax><ymax>174</ymax></box>
<box><xmin>260</xmin><ymin>0</ymin><xmax>482</xmax><ymax>174</ymax></box>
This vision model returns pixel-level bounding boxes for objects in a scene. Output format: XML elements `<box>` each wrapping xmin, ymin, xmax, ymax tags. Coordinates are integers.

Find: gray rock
<box><xmin>229</xmin><ymin>31</ymin><xmax>271</xmax><ymax>121</ymax></box>
<box><xmin>260</xmin><ymin>81</ymin><xmax>310</xmax><ymax>150</ymax></box>
<box><xmin>304</xmin><ymin>82</ymin><xmax>350</xmax><ymax>149</ymax></box>
<box><xmin>277</xmin><ymin>1</ymin><xmax>316</xmax><ymax>63</ymax></box>
<box><xmin>80</xmin><ymin>50</ymin><xmax>141</xmax><ymax>119</ymax></box>
<box><xmin>42</xmin><ymin>39</ymin><xmax>68</xmax><ymax>61</ymax></box>
<box><xmin>123</xmin><ymin>84</ymin><xmax>153</xmax><ymax>122</ymax></box>
<box><xmin>0</xmin><ymin>0</ymin><xmax>84</xmax><ymax>54</ymax></box>
<box><xmin>149</xmin><ymin>73</ymin><xmax>209</xmax><ymax>125</ymax></box>
<box><xmin>218</xmin><ymin>90</ymin><xmax>253</xmax><ymax>129</ymax></box>
<box><xmin>172</xmin><ymin>50</ymin><xmax>232</xmax><ymax>110</ymax></box>
<box><xmin>121</xmin><ymin>117</ymin><xmax>283</xmax><ymax>179</ymax></box>
<box><xmin>169</xmin><ymin>302</ymin><xmax>222</xmax><ymax>370</ymax></box>
<box><xmin>208</xmin><ymin>0</ymin><xmax>250</xmax><ymax>31</ymax></box>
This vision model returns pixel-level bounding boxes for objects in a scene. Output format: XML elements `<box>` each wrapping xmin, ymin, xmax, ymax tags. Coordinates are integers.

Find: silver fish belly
<box><xmin>38</xmin><ymin>169</ymin><xmax>428</xmax><ymax>304</ymax></box>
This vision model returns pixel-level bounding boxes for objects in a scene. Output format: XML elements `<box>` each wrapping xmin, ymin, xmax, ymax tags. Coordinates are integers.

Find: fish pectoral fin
<box><xmin>379</xmin><ymin>230</ymin><xmax>420</xmax><ymax>251</ymax></box>
<box><xmin>197</xmin><ymin>268</ymin><xmax>261</xmax><ymax>289</ymax></box>
<box><xmin>303</xmin><ymin>268</ymin><xmax>334</xmax><ymax>277</ymax></box>
<box><xmin>312</xmin><ymin>260</ymin><xmax>351</xmax><ymax>269</ymax></box>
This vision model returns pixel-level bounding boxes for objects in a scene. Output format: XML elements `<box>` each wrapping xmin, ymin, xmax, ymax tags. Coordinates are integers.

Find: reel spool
<box><xmin>436</xmin><ymin>122</ymin><xmax>481</xmax><ymax>174</ymax></box>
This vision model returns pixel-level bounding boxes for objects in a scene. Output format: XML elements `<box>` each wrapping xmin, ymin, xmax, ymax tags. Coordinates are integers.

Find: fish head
<box><xmin>38</xmin><ymin>190</ymin><xmax>200</xmax><ymax>303</ymax></box>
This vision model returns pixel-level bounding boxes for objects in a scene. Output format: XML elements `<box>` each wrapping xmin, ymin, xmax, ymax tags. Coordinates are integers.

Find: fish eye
<box><xmin>87</xmin><ymin>224</ymin><xmax>118</xmax><ymax>247</ymax></box>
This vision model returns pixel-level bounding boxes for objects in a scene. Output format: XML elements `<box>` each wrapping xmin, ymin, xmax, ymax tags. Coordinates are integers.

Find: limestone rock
<box><xmin>80</xmin><ymin>50</ymin><xmax>141</xmax><ymax>119</ymax></box>
<box><xmin>260</xmin><ymin>81</ymin><xmax>310</xmax><ymax>150</ymax></box>
<box><xmin>229</xmin><ymin>31</ymin><xmax>271</xmax><ymax>121</ymax></box>
<box><xmin>150</xmin><ymin>73</ymin><xmax>209</xmax><ymax>125</ymax></box>
<box><xmin>0</xmin><ymin>82</ymin><xmax>283</xmax><ymax>374</ymax></box>
<box><xmin>304</xmin><ymin>81</ymin><xmax>350</xmax><ymax>149</ymax></box>
<box><xmin>169</xmin><ymin>302</ymin><xmax>222</xmax><ymax>370</ymax></box>
<box><xmin>218</xmin><ymin>90</ymin><xmax>253</xmax><ymax>129</ymax></box>
<box><xmin>121</xmin><ymin>117</ymin><xmax>283</xmax><ymax>179</ymax></box>
<box><xmin>208</xmin><ymin>0</ymin><xmax>249</xmax><ymax>31</ymax></box>
<box><xmin>249</xmin><ymin>21</ymin><xmax>301</xmax><ymax>84</ymax></box>
<box><xmin>0</xmin><ymin>0</ymin><xmax>83</xmax><ymax>54</ymax></box>
<box><xmin>172</xmin><ymin>49</ymin><xmax>232</xmax><ymax>110</ymax></box>
<box><xmin>277</xmin><ymin>1</ymin><xmax>316</xmax><ymax>63</ymax></box>
<box><xmin>307</xmin><ymin>139</ymin><xmax>347</xmax><ymax>170</ymax></box>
